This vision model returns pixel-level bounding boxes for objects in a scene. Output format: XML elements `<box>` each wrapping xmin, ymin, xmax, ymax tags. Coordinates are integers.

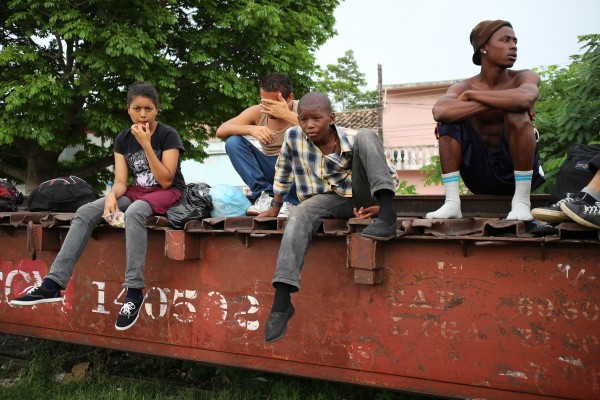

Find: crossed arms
<box><xmin>432</xmin><ymin>70</ymin><xmax>541</xmax><ymax>123</ymax></box>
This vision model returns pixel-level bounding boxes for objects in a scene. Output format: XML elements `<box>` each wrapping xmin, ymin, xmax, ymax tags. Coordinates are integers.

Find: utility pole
<box><xmin>377</xmin><ymin>64</ymin><xmax>383</xmax><ymax>140</ymax></box>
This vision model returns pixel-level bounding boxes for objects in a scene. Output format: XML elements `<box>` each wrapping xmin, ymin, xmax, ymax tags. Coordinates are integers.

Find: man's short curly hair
<box><xmin>260</xmin><ymin>73</ymin><xmax>293</xmax><ymax>99</ymax></box>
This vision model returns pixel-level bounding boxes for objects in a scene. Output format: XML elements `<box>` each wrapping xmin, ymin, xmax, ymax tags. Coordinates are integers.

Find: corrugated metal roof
<box><xmin>2</xmin><ymin>195</ymin><xmax>597</xmax><ymax>243</ymax></box>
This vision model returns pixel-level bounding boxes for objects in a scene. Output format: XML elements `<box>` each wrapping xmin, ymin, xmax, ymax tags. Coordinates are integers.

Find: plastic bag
<box><xmin>209</xmin><ymin>184</ymin><xmax>251</xmax><ymax>218</ymax></box>
<box><xmin>166</xmin><ymin>183</ymin><xmax>212</xmax><ymax>229</ymax></box>
<box><xmin>104</xmin><ymin>210</ymin><xmax>125</xmax><ymax>228</ymax></box>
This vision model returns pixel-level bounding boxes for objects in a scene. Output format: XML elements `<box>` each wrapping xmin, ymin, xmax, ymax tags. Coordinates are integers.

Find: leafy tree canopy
<box><xmin>534</xmin><ymin>34</ymin><xmax>600</xmax><ymax>192</ymax></box>
<box><xmin>314</xmin><ymin>50</ymin><xmax>378</xmax><ymax>111</ymax></box>
<box><xmin>0</xmin><ymin>0</ymin><xmax>339</xmax><ymax>191</ymax></box>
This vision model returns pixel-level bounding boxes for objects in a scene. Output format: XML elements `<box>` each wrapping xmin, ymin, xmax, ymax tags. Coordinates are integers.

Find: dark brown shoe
<box><xmin>361</xmin><ymin>218</ymin><xmax>397</xmax><ymax>241</ymax></box>
<box><xmin>264</xmin><ymin>303</ymin><xmax>295</xmax><ymax>344</ymax></box>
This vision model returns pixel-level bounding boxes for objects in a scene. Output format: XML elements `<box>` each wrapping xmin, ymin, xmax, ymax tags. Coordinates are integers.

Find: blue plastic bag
<box><xmin>209</xmin><ymin>184</ymin><xmax>251</xmax><ymax>217</ymax></box>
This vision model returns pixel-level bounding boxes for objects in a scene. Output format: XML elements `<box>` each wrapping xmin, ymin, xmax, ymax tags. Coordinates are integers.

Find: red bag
<box><xmin>0</xmin><ymin>178</ymin><xmax>24</xmax><ymax>212</ymax></box>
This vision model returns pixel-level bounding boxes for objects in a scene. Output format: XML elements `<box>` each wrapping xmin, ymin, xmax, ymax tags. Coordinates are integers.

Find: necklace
<box><xmin>331</xmin><ymin>134</ymin><xmax>338</xmax><ymax>154</ymax></box>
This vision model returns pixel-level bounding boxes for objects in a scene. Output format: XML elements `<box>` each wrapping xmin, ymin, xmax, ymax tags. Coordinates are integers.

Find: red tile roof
<box><xmin>335</xmin><ymin>108</ymin><xmax>380</xmax><ymax>130</ymax></box>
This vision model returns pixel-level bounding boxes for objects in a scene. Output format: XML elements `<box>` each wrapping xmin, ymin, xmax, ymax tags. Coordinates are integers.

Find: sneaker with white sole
<box><xmin>531</xmin><ymin>192</ymin><xmax>584</xmax><ymax>224</ymax></box>
<box><xmin>277</xmin><ymin>202</ymin><xmax>294</xmax><ymax>217</ymax></box>
<box><xmin>561</xmin><ymin>199</ymin><xmax>600</xmax><ymax>229</ymax></box>
<box><xmin>115</xmin><ymin>297</ymin><xmax>145</xmax><ymax>331</ymax></box>
<box><xmin>246</xmin><ymin>191</ymin><xmax>273</xmax><ymax>215</ymax></box>
<box><xmin>10</xmin><ymin>284</ymin><xmax>62</xmax><ymax>306</ymax></box>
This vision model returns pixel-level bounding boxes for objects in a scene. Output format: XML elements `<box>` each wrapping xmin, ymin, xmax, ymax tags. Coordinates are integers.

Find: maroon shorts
<box><xmin>124</xmin><ymin>185</ymin><xmax>182</xmax><ymax>214</ymax></box>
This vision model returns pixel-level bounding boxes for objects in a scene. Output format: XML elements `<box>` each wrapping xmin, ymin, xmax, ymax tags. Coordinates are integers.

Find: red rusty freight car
<box><xmin>0</xmin><ymin>195</ymin><xmax>598</xmax><ymax>400</ymax></box>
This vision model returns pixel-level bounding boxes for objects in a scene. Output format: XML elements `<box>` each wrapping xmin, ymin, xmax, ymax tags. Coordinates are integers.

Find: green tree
<box><xmin>420</xmin><ymin>155</ymin><xmax>468</xmax><ymax>193</ymax></box>
<box><xmin>420</xmin><ymin>155</ymin><xmax>442</xmax><ymax>188</ymax></box>
<box><xmin>315</xmin><ymin>50</ymin><xmax>378</xmax><ymax>111</ymax></box>
<box><xmin>535</xmin><ymin>34</ymin><xmax>600</xmax><ymax>192</ymax></box>
<box><xmin>0</xmin><ymin>0</ymin><xmax>339</xmax><ymax>192</ymax></box>
<box><xmin>396</xmin><ymin>180</ymin><xmax>417</xmax><ymax>195</ymax></box>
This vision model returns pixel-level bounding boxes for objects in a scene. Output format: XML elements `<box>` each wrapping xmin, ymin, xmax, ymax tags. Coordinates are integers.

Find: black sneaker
<box><xmin>10</xmin><ymin>285</ymin><xmax>62</xmax><ymax>306</ymax></box>
<box><xmin>561</xmin><ymin>198</ymin><xmax>600</xmax><ymax>229</ymax></box>
<box><xmin>531</xmin><ymin>192</ymin><xmax>583</xmax><ymax>224</ymax></box>
<box><xmin>115</xmin><ymin>297</ymin><xmax>145</xmax><ymax>331</ymax></box>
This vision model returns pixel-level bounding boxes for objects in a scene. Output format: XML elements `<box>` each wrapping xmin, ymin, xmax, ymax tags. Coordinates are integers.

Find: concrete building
<box><xmin>382</xmin><ymin>79</ymin><xmax>459</xmax><ymax>194</ymax></box>
<box><xmin>181</xmin><ymin>139</ymin><xmax>248</xmax><ymax>194</ymax></box>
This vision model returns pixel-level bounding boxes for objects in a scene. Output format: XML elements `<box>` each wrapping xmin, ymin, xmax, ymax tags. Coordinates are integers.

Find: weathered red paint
<box><xmin>0</xmin><ymin>201</ymin><xmax>598</xmax><ymax>400</ymax></box>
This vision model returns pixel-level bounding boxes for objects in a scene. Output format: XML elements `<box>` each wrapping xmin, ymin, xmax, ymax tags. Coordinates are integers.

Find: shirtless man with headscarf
<box><xmin>427</xmin><ymin>20</ymin><xmax>545</xmax><ymax>220</ymax></box>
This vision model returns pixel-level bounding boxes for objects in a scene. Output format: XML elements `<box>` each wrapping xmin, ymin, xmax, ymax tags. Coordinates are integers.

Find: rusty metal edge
<box><xmin>0</xmin><ymin>322</ymin><xmax>557</xmax><ymax>400</ymax></box>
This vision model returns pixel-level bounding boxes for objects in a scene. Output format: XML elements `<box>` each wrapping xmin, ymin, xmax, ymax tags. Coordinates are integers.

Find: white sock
<box><xmin>426</xmin><ymin>171</ymin><xmax>462</xmax><ymax>219</ymax></box>
<box><xmin>506</xmin><ymin>170</ymin><xmax>533</xmax><ymax>220</ymax></box>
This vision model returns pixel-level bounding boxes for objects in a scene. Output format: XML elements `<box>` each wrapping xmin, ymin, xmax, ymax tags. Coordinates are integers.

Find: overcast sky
<box><xmin>314</xmin><ymin>0</ymin><xmax>600</xmax><ymax>88</ymax></box>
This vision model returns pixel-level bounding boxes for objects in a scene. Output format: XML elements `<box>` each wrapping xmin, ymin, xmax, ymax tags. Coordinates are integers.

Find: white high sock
<box><xmin>506</xmin><ymin>170</ymin><xmax>533</xmax><ymax>220</ymax></box>
<box><xmin>426</xmin><ymin>171</ymin><xmax>462</xmax><ymax>219</ymax></box>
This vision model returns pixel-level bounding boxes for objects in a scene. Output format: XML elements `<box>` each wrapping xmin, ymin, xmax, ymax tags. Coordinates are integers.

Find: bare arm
<box><xmin>148</xmin><ymin>148</ymin><xmax>179</xmax><ymax>188</ymax></box>
<box><xmin>432</xmin><ymin>82</ymin><xmax>491</xmax><ymax>123</ymax></box>
<box><xmin>103</xmin><ymin>153</ymin><xmax>129</xmax><ymax>216</ymax></box>
<box><xmin>460</xmin><ymin>70</ymin><xmax>540</xmax><ymax>113</ymax></box>
<box><xmin>130</xmin><ymin>123</ymin><xmax>180</xmax><ymax>188</ymax></box>
<box><xmin>433</xmin><ymin>71</ymin><xmax>540</xmax><ymax>123</ymax></box>
<box><xmin>216</xmin><ymin>106</ymin><xmax>276</xmax><ymax>145</ymax></box>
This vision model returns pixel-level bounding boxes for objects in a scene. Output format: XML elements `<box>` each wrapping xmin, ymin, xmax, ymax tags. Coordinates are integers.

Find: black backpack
<box><xmin>549</xmin><ymin>143</ymin><xmax>600</xmax><ymax>204</ymax></box>
<box><xmin>0</xmin><ymin>179</ymin><xmax>24</xmax><ymax>212</ymax></box>
<box><xmin>26</xmin><ymin>176</ymin><xmax>99</xmax><ymax>212</ymax></box>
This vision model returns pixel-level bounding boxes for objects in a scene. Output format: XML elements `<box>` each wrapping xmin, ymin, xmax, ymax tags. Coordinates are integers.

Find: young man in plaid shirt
<box><xmin>259</xmin><ymin>91</ymin><xmax>399</xmax><ymax>343</ymax></box>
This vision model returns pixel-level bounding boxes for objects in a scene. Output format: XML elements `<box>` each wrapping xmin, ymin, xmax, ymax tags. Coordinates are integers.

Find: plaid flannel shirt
<box><xmin>273</xmin><ymin>125</ymin><xmax>399</xmax><ymax>201</ymax></box>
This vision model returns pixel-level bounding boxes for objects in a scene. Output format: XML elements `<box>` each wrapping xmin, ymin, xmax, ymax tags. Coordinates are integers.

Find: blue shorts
<box><xmin>437</xmin><ymin>120</ymin><xmax>545</xmax><ymax>195</ymax></box>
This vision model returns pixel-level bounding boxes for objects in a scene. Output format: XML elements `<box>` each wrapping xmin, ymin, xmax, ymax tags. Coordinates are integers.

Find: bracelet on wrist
<box><xmin>272</xmin><ymin>200</ymin><xmax>283</xmax><ymax>208</ymax></box>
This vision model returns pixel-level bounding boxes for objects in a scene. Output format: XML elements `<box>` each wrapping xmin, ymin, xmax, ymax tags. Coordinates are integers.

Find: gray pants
<box><xmin>46</xmin><ymin>196</ymin><xmax>153</xmax><ymax>290</ymax></box>
<box><xmin>272</xmin><ymin>130</ymin><xmax>397</xmax><ymax>290</ymax></box>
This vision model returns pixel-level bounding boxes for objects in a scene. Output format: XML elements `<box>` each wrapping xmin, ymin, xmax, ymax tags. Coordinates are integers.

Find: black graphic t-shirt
<box><xmin>114</xmin><ymin>122</ymin><xmax>186</xmax><ymax>192</ymax></box>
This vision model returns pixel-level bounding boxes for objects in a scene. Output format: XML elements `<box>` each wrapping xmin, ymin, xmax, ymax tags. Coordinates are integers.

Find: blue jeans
<box><xmin>45</xmin><ymin>196</ymin><xmax>153</xmax><ymax>290</ymax></box>
<box><xmin>225</xmin><ymin>135</ymin><xmax>298</xmax><ymax>204</ymax></box>
<box><xmin>272</xmin><ymin>130</ymin><xmax>397</xmax><ymax>290</ymax></box>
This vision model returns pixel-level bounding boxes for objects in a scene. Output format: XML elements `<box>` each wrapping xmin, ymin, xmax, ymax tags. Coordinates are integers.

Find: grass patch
<box><xmin>0</xmin><ymin>335</ymin><xmax>436</xmax><ymax>400</ymax></box>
